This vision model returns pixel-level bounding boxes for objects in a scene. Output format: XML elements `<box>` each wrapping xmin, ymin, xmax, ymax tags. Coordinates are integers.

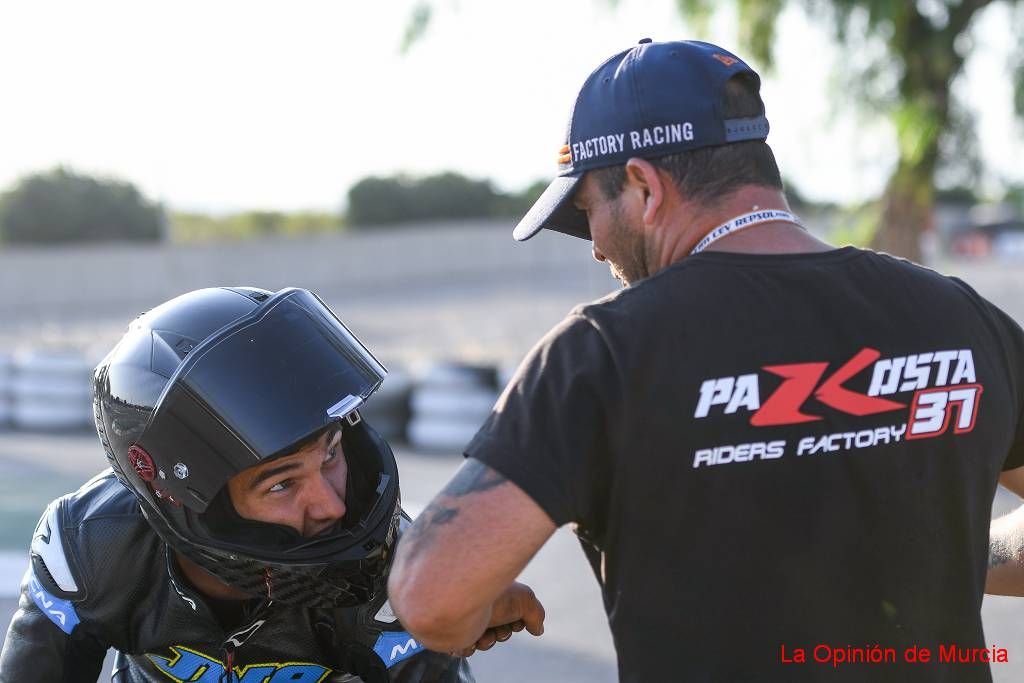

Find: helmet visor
<box><xmin>139</xmin><ymin>288</ymin><xmax>386</xmax><ymax>510</ymax></box>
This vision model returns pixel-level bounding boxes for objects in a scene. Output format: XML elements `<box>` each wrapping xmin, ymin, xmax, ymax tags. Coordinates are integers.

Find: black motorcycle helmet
<box><xmin>93</xmin><ymin>286</ymin><xmax>401</xmax><ymax>609</ymax></box>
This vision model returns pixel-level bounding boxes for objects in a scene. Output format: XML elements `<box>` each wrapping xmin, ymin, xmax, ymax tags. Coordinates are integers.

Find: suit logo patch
<box><xmin>29</xmin><ymin>572</ymin><xmax>80</xmax><ymax>635</ymax></box>
<box><xmin>147</xmin><ymin>645</ymin><xmax>330</xmax><ymax>682</ymax></box>
<box><xmin>373</xmin><ymin>631</ymin><xmax>425</xmax><ymax>668</ymax></box>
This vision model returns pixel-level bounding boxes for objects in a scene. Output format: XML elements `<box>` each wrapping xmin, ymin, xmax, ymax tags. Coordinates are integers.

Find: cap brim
<box><xmin>512</xmin><ymin>175</ymin><xmax>591</xmax><ymax>241</ymax></box>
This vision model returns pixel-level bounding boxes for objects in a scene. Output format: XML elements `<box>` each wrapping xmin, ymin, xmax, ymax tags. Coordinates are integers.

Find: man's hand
<box><xmin>451</xmin><ymin>582</ymin><xmax>545</xmax><ymax>657</ymax></box>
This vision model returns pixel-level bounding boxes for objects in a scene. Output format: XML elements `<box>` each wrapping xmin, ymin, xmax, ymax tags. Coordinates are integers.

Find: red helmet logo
<box><xmin>128</xmin><ymin>445</ymin><xmax>156</xmax><ymax>482</ymax></box>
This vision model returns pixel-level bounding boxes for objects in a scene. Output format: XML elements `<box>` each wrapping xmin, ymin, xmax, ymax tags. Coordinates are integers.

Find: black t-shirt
<box><xmin>466</xmin><ymin>247</ymin><xmax>1024</xmax><ymax>682</ymax></box>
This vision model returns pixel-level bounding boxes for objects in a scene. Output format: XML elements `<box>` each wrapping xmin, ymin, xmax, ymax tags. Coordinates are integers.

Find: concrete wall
<box><xmin>0</xmin><ymin>222</ymin><xmax>1019</xmax><ymax>367</ymax></box>
<box><xmin>0</xmin><ymin>221</ymin><xmax>618</xmax><ymax>366</ymax></box>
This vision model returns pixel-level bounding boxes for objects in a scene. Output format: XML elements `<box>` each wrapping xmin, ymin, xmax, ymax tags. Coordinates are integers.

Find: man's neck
<box><xmin>653</xmin><ymin>188</ymin><xmax>833</xmax><ymax>271</ymax></box>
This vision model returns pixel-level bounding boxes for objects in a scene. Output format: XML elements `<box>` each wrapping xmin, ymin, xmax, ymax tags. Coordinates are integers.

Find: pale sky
<box><xmin>0</xmin><ymin>1</ymin><xmax>1021</xmax><ymax>213</ymax></box>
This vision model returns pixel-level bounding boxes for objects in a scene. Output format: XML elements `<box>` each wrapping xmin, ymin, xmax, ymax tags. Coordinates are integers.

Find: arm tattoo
<box><xmin>400</xmin><ymin>461</ymin><xmax>508</xmax><ymax>552</ymax></box>
<box><xmin>441</xmin><ymin>459</ymin><xmax>508</xmax><ymax>498</ymax></box>
<box><xmin>989</xmin><ymin>537</ymin><xmax>1016</xmax><ymax>569</ymax></box>
<box><xmin>401</xmin><ymin>501</ymin><xmax>459</xmax><ymax>550</ymax></box>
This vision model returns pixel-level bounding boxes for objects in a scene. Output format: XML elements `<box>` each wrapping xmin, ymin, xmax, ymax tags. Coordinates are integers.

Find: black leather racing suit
<box><xmin>0</xmin><ymin>471</ymin><xmax>474</xmax><ymax>683</ymax></box>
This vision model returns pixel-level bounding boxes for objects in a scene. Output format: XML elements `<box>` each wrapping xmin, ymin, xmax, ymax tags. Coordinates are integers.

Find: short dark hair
<box><xmin>593</xmin><ymin>73</ymin><xmax>783</xmax><ymax>204</ymax></box>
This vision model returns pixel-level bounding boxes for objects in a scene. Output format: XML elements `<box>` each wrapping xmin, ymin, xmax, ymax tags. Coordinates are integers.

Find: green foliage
<box><xmin>826</xmin><ymin>200</ymin><xmax>882</xmax><ymax>248</ymax></box>
<box><xmin>400</xmin><ymin>2</ymin><xmax>433</xmax><ymax>54</ymax></box>
<box><xmin>1004</xmin><ymin>184</ymin><xmax>1024</xmax><ymax>215</ymax></box>
<box><xmin>346</xmin><ymin>172</ymin><xmax>538</xmax><ymax>227</ymax></box>
<box><xmin>737</xmin><ymin>0</ymin><xmax>784</xmax><ymax>68</ymax></box>
<box><xmin>169</xmin><ymin>210</ymin><xmax>342</xmax><ymax>243</ymax></box>
<box><xmin>782</xmin><ymin>175</ymin><xmax>835</xmax><ymax>212</ymax></box>
<box><xmin>0</xmin><ymin>167</ymin><xmax>163</xmax><ymax>245</ymax></box>
<box><xmin>677</xmin><ymin>0</ymin><xmax>1010</xmax><ymax>259</ymax></box>
<box><xmin>1015</xmin><ymin>61</ymin><xmax>1024</xmax><ymax>117</ymax></box>
<box><xmin>892</xmin><ymin>97</ymin><xmax>943</xmax><ymax>166</ymax></box>
<box><xmin>675</xmin><ymin>0</ymin><xmax>715</xmax><ymax>37</ymax></box>
<box><xmin>496</xmin><ymin>179</ymin><xmax>548</xmax><ymax>219</ymax></box>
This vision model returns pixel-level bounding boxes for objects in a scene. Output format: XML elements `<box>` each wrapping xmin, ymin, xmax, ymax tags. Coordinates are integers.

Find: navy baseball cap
<box><xmin>513</xmin><ymin>38</ymin><xmax>769</xmax><ymax>242</ymax></box>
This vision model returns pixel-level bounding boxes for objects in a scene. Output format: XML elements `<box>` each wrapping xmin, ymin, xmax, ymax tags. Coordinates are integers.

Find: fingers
<box><xmin>486</xmin><ymin>584</ymin><xmax>526</xmax><ymax>626</ymax></box>
<box><xmin>518</xmin><ymin>592</ymin><xmax>546</xmax><ymax>637</ymax></box>
<box><xmin>489</xmin><ymin>582</ymin><xmax>546</xmax><ymax>632</ymax></box>
<box><xmin>450</xmin><ymin>623</ymin><xmax>519</xmax><ymax>658</ymax></box>
<box><xmin>449</xmin><ymin>583</ymin><xmax>548</xmax><ymax>659</ymax></box>
<box><xmin>492</xmin><ymin>624</ymin><xmax>514</xmax><ymax>642</ymax></box>
<box><xmin>477</xmin><ymin>624</ymin><xmax>513</xmax><ymax>650</ymax></box>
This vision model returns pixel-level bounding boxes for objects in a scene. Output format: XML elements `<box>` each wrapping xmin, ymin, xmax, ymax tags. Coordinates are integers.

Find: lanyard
<box><xmin>689</xmin><ymin>209</ymin><xmax>801</xmax><ymax>255</ymax></box>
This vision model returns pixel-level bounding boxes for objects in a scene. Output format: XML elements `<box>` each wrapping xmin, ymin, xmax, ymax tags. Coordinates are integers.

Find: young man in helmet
<box><xmin>0</xmin><ymin>286</ymin><xmax>543</xmax><ymax>682</ymax></box>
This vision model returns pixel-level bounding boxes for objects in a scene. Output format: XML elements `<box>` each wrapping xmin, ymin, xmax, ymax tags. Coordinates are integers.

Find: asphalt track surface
<box><xmin>0</xmin><ymin>431</ymin><xmax>1021</xmax><ymax>682</ymax></box>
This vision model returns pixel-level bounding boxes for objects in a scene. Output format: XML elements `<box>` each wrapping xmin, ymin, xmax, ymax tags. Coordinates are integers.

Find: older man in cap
<box><xmin>389</xmin><ymin>38</ymin><xmax>1024</xmax><ymax>682</ymax></box>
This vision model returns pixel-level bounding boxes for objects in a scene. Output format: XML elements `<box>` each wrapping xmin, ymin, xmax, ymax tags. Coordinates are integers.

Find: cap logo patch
<box><xmin>557</xmin><ymin>144</ymin><xmax>572</xmax><ymax>166</ymax></box>
<box><xmin>712</xmin><ymin>54</ymin><xmax>738</xmax><ymax>67</ymax></box>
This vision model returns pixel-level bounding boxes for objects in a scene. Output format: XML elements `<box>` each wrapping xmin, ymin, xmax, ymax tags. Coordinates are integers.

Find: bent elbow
<box><xmin>388</xmin><ymin>572</ymin><xmax>481</xmax><ymax>652</ymax></box>
<box><xmin>397</xmin><ymin>608</ymin><xmax>471</xmax><ymax>653</ymax></box>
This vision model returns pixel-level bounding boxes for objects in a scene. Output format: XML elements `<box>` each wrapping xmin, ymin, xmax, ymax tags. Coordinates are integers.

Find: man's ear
<box><xmin>623</xmin><ymin>158</ymin><xmax>666</xmax><ymax>226</ymax></box>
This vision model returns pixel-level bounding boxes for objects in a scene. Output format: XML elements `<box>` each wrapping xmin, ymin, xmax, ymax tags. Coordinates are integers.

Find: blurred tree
<box><xmin>1004</xmin><ymin>184</ymin><xmax>1024</xmax><ymax>214</ymax></box>
<box><xmin>493</xmin><ymin>179</ymin><xmax>549</xmax><ymax>218</ymax></box>
<box><xmin>414</xmin><ymin>172</ymin><xmax>500</xmax><ymax>220</ymax></box>
<box><xmin>401</xmin><ymin>2</ymin><xmax>433</xmax><ymax>54</ymax></box>
<box><xmin>781</xmin><ymin>175</ymin><xmax>819</xmax><ymax>212</ymax></box>
<box><xmin>347</xmin><ymin>172</ymin><xmax>516</xmax><ymax>226</ymax></box>
<box><xmin>0</xmin><ymin>167</ymin><xmax>163</xmax><ymax>244</ymax></box>
<box><xmin>406</xmin><ymin>0</ymin><xmax>1022</xmax><ymax>261</ymax></box>
<box><xmin>754</xmin><ymin>0</ymin><xmax>1008</xmax><ymax>262</ymax></box>
<box><xmin>346</xmin><ymin>176</ymin><xmax>414</xmax><ymax>225</ymax></box>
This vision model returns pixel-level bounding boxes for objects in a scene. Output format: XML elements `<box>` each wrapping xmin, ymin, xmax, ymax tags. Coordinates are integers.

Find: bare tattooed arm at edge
<box><xmin>986</xmin><ymin>465</ymin><xmax>1024</xmax><ymax>596</ymax></box>
<box><xmin>388</xmin><ymin>458</ymin><xmax>556</xmax><ymax>653</ymax></box>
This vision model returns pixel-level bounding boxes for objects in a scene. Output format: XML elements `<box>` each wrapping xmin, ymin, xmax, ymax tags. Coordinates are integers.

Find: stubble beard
<box><xmin>605</xmin><ymin>200</ymin><xmax>649</xmax><ymax>287</ymax></box>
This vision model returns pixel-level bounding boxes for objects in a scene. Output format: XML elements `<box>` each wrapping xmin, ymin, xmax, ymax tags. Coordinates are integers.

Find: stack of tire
<box><xmin>407</xmin><ymin>363</ymin><xmax>499</xmax><ymax>453</ymax></box>
<box><xmin>11</xmin><ymin>351</ymin><xmax>94</xmax><ymax>431</ymax></box>
<box><xmin>0</xmin><ymin>353</ymin><xmax>11</xmax><ymax>429</ymax></box>
<box><xmin>359</xmin><ymin>367</ymin><xmax>413</xmax><ymax>443</ymax></box>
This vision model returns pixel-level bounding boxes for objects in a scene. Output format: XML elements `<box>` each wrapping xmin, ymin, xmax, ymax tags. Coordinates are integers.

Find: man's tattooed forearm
<box><xmin>989</xmin><ymin>537</ymin><xmax>1015</xmax><ymax>569</ymax></box>
<box><xmin>401</xmin><ymin>500</ymin><xmax>461</xmax><ymax>549</ymax></box>
<box><xmin>983</xmin><ymin>532</ymin><xmax>1024</xmax><ymax>573</ymax></box>
<box><xmin>442</xmin><ymin>459</ymin><xmax>508</xmax><ymax>498</ymax></box>
<box><xmin>427</xmin><ymin>504</ymin><xmax>459</xmax><ymax>526</ymax></box>
<box><xmin>399</xmin><ymin>461</ymin><xmax>508</xmax><ymax>554</ymax></box>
